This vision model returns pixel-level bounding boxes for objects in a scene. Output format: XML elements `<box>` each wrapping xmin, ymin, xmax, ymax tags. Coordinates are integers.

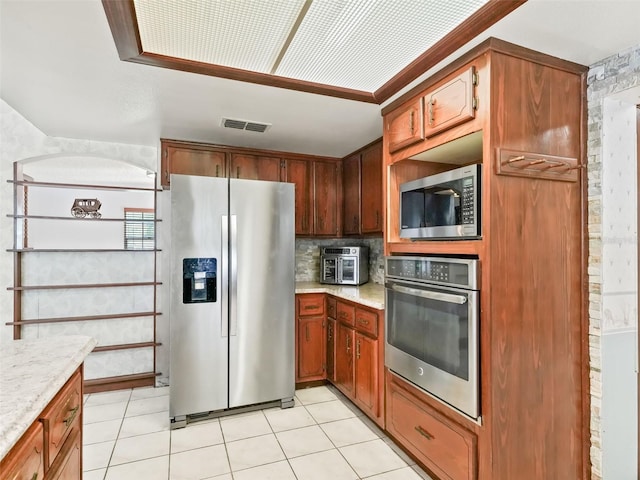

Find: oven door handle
<box><xmin>390</xmin><ymin>284</ymin><xmax>468</xmax><ymax>304</ymax></box>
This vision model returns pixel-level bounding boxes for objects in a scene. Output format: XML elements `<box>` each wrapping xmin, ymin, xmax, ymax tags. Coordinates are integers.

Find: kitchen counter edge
<box><xmin>0</xmin><ymin>335</ymin><xmax>97</xmax><ymax>459</ymax></box>
<box><xmin>295</xmin><ymin>282</ymin><xmax>384</xmax><ymax>310</ymax></box>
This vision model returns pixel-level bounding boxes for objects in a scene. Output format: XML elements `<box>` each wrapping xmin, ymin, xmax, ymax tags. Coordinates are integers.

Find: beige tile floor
<box><xmin>82</xmin><ymin>384</ymin><xmax>433</xmax><ymax>480</ymax></box>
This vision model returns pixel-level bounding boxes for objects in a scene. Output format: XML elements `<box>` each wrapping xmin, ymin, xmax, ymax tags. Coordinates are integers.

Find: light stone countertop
<box><xmin>295</xmin><ymin>281</ymin><xmax>385</xmax><ymax>310</ymax></box>
<box><xmin>0</xmin><ymin>335</ymin><xmax>97</xmax><ymax>460</ymax></box>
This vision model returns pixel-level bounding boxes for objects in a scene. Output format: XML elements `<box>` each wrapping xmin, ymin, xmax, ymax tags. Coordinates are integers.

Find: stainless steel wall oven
<box><xmin>385</xmin><ymin>256</ymin><xmax>480</xmax><ymax>419</ymax></box>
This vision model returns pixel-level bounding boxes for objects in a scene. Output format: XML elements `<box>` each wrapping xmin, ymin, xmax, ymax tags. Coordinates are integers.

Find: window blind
<box><xmin>124</xmin><ymin>209</ymin><xmax>155</xmax><ymax>250</ymax></box>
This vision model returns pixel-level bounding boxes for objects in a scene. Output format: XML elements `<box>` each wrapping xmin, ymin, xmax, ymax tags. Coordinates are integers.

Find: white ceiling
<box><xmin>1</xmin><ymin>0</ymin><xmax>639</xmax><ymax>159</ymax></box>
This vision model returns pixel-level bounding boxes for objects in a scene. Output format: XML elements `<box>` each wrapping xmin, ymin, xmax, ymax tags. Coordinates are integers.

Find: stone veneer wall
<box><xmin>295</xmin><ymin>237</ymin><xmax>384</xmax><ymax>284</ymax></box>
<box><xmin>586</xmin><ymin>44</ymin><xmax>640</xmax><ymax>479</ymax></box>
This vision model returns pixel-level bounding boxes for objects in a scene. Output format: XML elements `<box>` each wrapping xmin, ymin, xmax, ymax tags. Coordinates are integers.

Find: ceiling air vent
<box><xmin>221</xmin><ymin>117</ymin><xmax>271</xmax><ymax>133</ymax></box>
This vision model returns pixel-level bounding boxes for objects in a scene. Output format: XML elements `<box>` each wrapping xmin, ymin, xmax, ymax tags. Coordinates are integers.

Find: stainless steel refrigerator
<box><xmin>169</xmin><ymin>174</ymin><xmax>295</xmax><ymax>428</ymax></box>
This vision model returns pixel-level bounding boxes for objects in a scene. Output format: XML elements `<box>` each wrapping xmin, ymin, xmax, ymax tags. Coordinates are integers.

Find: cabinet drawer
<box><xmin>0</xmin><ymin>421</ymin><xmax>44</xmax><ymax>480</ymax></box>
<box><xmin>327</xmin><ymin>296</ymin><xmax>337</xmax><ymax>319</ymax></box>
<box><xmin>354</xmin><ymin>307</ymin><xmax>378</xmax><ymax>337</ymax></box>
<box><xmin>40</xmin><ymin>370</ymin><xmax>82</xmax><ymax>468</ymax></box>
<box><xmin>297</xmin><ymin>294</ymin><xmax>325</xmax><ymax>317</ymax></box>
<box><xmin>336</xmin><ymin>301</ymin><xmax>355</xmax><ymax>326</ymax></box>
<box><xmin>387</xmin><ymin>374</ymin><xmax>476</xmax><ymax>480</ymax></box>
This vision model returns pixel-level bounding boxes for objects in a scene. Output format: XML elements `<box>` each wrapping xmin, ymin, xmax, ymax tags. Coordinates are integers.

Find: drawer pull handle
<box><xmin>414</xmin><ymin>425</ymin><xmax>434</xmax><ymax>440</ymax></box>
<box><xmin>303</xmin><ymin>305</ymin><xmax>318</xmax><ymax>310</ymax></box>
<box><xmin>339</xmin><ymin>312</ymin><xmax>349</xmax><ymax>319</ymax></box>
<box><xmin>346</xmin><ymin>335</ymin><xmax>351</xmax><ymax>353</ymax></box>
<box><xmin>31</xmin><ymin>473</ymin><xmax>38</xmax><ymax>480</ymax></box>
<box><xmin>356</xmin><ymin>339</ymin><xmax>361</xmax><ymax>359</ymax></box>
<box><xmin>357</xmin><ymin>318</ymin><xmax>370</xmax><ymax>325</ymax></box>
<box><xmin>63</xmin><ymin>405</ymin><xmax>79</xmax><ymax>427</ymax></box>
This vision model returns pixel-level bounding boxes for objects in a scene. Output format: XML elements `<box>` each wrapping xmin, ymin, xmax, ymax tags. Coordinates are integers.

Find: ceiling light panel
<box><xmin>134</xmin><ymin>0</ymin><xmax>306</xmax><ymax>73</ymax></box>
<box><xmin>275</xmin><ymin>0</ymin><xmax>489</xmax><ymax>91</ymax></box>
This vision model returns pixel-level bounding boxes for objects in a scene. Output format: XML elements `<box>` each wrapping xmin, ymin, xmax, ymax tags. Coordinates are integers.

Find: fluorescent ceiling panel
<box><xmin>133</xmin><ymin>0</ymin><xmax>488</xmax><ymax>91</ymax></box>
<box><xmin>276</xmin><ymin>0</ymin><xmax>489</xmax><ymax>91</ymax></box>
<box><xmin>134</xmin><ymin>0</ymin><xmax>306</xmax><ymax>73</ymax></box>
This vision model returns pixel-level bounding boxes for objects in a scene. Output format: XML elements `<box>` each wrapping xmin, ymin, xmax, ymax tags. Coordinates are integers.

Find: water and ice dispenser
<box><xmin>182</xmin><ymin>258</ymin><xmax>216</xmax><ymax>303</ymax></box>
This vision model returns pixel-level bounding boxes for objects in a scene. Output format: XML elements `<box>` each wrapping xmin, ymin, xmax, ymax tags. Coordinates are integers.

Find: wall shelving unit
<box><xmin>7</xmin><ymin>171</ymin><xmax>163</xmax><ymax>393</ymax></box>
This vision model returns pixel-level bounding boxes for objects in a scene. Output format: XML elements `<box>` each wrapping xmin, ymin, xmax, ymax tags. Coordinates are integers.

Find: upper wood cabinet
<box><xmin>386</xmin><ymin>97</ymin><xmax>424</xmax><ymax>153</ymax></box>
<box><xmin>161</xmin><ymin>141</ymin><xmax>226</xmax><ymax>188</ymax></box>
<box><xmin>341</xmin><ymin>140</ymin><xmax>383</xmax><ymax>236</ymax></box>
<box><xmin>230</xmin><ymin>153</ymin><xmax>282</xmax><ymax>181</ymax></box>
<box><xmin>313</xmin><ymin>160</ymin><xmax>341</xmax><ymax>237</ymax></box>
<box><xmin>423</xmin><ymin>66</ymin><xmax>477</xmax><ymax>139</ymax></box>
<box><xmin>285</xmin><ymin>158</ymin><xmax>313</xmax><ymax>236</ymax></box>
<box><xmin>342</xmin><ymin>153</ymin><xmax>361</xmax><ymax>235</ymax></box>
<box><xmin>360</xmin><ymin>141</ymin><xmax>383</xmax><ymax>234</ymax></box>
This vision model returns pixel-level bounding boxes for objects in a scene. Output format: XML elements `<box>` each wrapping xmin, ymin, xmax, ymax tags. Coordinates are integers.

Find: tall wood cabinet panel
<box><xmin>341</xmin><ymin>140</ymin><xmax>383</xmax><ymax>236</ymax></box>
<box><xmin>295</xmin><ymin>294</ymin><xmax>326</xmax><ymax>383</ymax></box>
<box><xmin>360</xmin><ymin>141</ymin><xmax>383</xmax><ymax>234</ymax></box>
<box><xmin>342</xmin><ymin>153</ymin><xmax>361</xmax><ymax>235</ymax></box>
<box><xmin>313</xmin><ymin>160</ymin><xmax>341</xmax><ymax>236</ymax></box>
<box><xmin>285</xmin><ymin>159</ymin><xmax>313</xmax><ymax>236</ymax></box>
<box><xmin>381</xmin><ymin>38</ymin><xmax>587</xmax><ymax>480</ymax></box>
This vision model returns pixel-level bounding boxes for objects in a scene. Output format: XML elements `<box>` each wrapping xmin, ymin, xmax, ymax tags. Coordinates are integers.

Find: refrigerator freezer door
<box><xmin>228</xmin><ymin>179</ymin><xmax>295</xmax><ymax>408</ymax></box>
<box><xmin>170</xmin><ymin>174</ymin><xmax>229</xmax><ymax>419</ymax></box>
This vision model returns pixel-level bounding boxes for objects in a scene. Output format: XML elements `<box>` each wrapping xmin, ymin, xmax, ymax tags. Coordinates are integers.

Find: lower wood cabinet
<box><xmin>386</xmin><ymin>370</ymin><xmax>477</xmax><ymax>480</ymax></box>
<box><xmin>295</xmin><ymin>294</ymin><xmax>326</xmax><ymax>383</ymax></box>
<box><xmin>295</xmin><ymin>293</ymin><xmax>384</xmax><ymax>428</ymax></box>
<box><xmin>0</xmin><ymin>367</ymin><xmax>83</xmax><ymax>480</ymax></box>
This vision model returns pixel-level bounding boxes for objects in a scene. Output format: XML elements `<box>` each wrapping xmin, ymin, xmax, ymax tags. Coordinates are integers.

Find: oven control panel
<box><xmin>385</xmin><ymin>256</ymin><xmax>479</xmax><ymax>290</ymax></box>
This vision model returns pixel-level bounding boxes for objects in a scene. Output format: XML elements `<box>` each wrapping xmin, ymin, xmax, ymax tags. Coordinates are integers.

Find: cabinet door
<box><xmin>161</xmin><ymin>143</ymin><xmax>226</xmax><ymax>188</ymax></box>
<box><xmin>423</xmin><ymin>66</ymin><xmax>476</xmax><ymax>138</ymax></box>
<box><xmin>0</xmin><ymin>421</ymin><xmax>44</xmax><ymax>480</ymax></box>
<box><xmin>326</xmin><ymin>318</ymin><xmax>336</xmax><ymax>383</ymax></box>
<box><xmin>355</xmin><ymin>333</ymin><xmax>378</xmax><ymax>417</ymax></box>
<box><xmin>230</xmin><ymin>153</ymin><xmax>282</xmax><ymax>181</ymax></box>
<box><xmin>47</xmin><ymin>429</ymin><xmax>81</xmax><ymax>480</ymax></box>
<box><xmin>386</xmin><ymin>97</ymin><xmax>424</xmax><ymax>153</ymax></box>
<box><xmin>342</xmin><ymin>153</ymin><xmax>361</xmax><ymax>235</ymax></box>
<box><xmin>335</xmin><ymin>323</ymin><xmax>355</xmax><ymax>395</ymax></box>
<box><xmin>360</xmin><ymin>141</ymin><xmax>383</xmax><ymax>233</ymax></box>
<box><xmin>296</xmin><ymin>316</ymin><xmax>326</xmax><ymax>382</ymax></box>
<box><xmin>285</xmin><ymin>159</ymin><xmax>313</xmax><ymax>235</ymax></box>
<box><xmin>313</xmin><ymin>161</ymin><xmax>340</xmax><ymax>236</ymax></box>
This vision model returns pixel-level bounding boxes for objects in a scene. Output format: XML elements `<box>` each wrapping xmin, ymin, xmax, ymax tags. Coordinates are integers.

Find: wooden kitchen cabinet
<box><xmin>387</xmin><ymin>370</ymin><xmax>477</xmax><ymax>480</ymax></box>
<box><xmin>326</xmin><ymin>297</ymin><xmax>337</xmax><ymax>383</ymax></box>
<box><xmin>0</xmin><ymin>367</ymin><xmax>84</xmax><ymax>480</ymax></box>
<box><xmin>386</xmin><ymin>97</ymin><xmax>424</xmax><ymax>153</ymax></box>
<box><xmin>382</xmin><ymin>38</ymin><xmax>586</xmax><ymax>479</ymax></box>
<box><xmin>334</xmin><ymin>321</ymin><xmax>355</xmax><ymax>395</ymax></box>
<box><xmin>295</xmin><ymin>294</ymin><xmax>326</xmax><ymax>383</ymax></box>
<box><xmin>161</xmin><ymin>140</ymin><xmax>226</xmax><ymax>188</ymax></box>
<box><xmin>313</xmin><ymin>160</ymin><xmax>341</xmax><ymax>236</ymax></box>
<box><xmin>285</xmin><ymin>159</ymin><xmax>313</xmax><ymax>236</ymax></box>
<box><xmin>360</xmin><ymin>141</ymin><xmax>383</xmax><ymax>234</ymax></box>
<box><xmin>423</xmin><ymin>66</ymin><xmax>477</xmax><ymax>139</ymax></box>
<box><xmin>332</xmin><ymin>298</ymin><xmax>384</xmax><ymax>427</ymax></box>
<box><xmin>341</xmin><ymin>139</ymin><xmax>383</xmax><ymax>235</ymax></box>
<box><xmin>0</xmin><ymin>421</ymin><xmax>44</xmax><ymax>480</ymax></box>
<box><xmin>229</xmin><ymin>153</ymin><xmax>282</xmax><ymax>181</ymax></box>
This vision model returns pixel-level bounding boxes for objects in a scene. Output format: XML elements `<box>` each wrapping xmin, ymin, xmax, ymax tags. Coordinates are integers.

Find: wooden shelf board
<box><xmin>92</xmin><ymin>342</ymin><xmax>162</xmax><ymax>353</ymax></box>
<box><xmin>6</xmin><ymin>311</ymin><xmax>161</xmax><ymax>326</ymax></box>
<box><xmin>8</xmin><ymin>214</ymin><xmax>161</xmax><ymax>222</ymax></box>
<box><xmin>7</xmin><ymin>248</ymin><xmax>161</xmax><ymax>253</ymax></box>
<box><xmin>386</xmin><ymin>240</ymin><xmax>483</xmax><ymax>256</ymax></box>
<box><xmin>8</xmin><ymin>281</ymin><xmax>162</xmax><ymax>291</ymax></box>
<box><xmin>8</xmin><ymin>179</ymin><xmax>160</xmax><ymax>192</ymax></box>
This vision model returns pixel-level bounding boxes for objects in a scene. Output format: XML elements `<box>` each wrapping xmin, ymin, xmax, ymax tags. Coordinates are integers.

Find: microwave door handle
<box><xmin>337</xmin><ymin>257</ymin><xmax>343</xmax><ymax>282</ymax></box>
<box><xmin>391</xmin><ymin>284</ymin><xmax>468</xmax><ymax>305</ymax></box>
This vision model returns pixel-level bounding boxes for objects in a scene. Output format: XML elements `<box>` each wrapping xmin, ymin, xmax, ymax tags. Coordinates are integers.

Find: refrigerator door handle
<box><xmin>221</xmin><ymin>215</ymin><xmax>229</xmax><ymax>338</ymax></box>
<box><xmin>230</xmin><ymin>214</ymin><xmax>238</xmax><ymax>336</ymax></box>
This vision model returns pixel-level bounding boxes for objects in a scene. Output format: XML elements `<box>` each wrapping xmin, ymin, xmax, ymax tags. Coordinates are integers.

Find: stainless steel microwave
<box><xmin>399</xmin><ymin>164</ymin><xmax>481</xmax><ymax>239</ymax></box>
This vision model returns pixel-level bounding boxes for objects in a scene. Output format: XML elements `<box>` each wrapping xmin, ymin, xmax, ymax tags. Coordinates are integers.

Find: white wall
<box><xmin>600</xmin><ymin>95</ymin><xmax>638</xmax><ymax>479</ymax></box>
<box><xmin>0</xmin><ymin>99</ymin><xmax>166</xmax><ymax>383</ymax></box>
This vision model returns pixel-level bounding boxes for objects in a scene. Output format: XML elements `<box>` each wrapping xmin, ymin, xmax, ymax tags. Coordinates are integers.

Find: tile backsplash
<box><xmin>295</xmin><ymin>237</ymin><xmax>384</xmax><ymax>284</ymax></box>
